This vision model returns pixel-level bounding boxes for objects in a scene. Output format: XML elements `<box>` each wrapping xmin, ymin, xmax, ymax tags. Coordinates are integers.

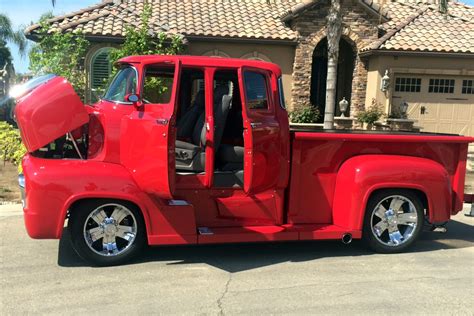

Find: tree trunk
<box><xmin>323</xmin><ymin>0</ymin><xmax>342</xmax><ymax>129</ymax></box>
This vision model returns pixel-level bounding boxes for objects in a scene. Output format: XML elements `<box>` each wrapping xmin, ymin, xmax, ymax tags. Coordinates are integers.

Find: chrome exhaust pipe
<box><xmin>342</xmin><ymin>233</ymin><xmax>352</xmax><ymax>244</ymax></box>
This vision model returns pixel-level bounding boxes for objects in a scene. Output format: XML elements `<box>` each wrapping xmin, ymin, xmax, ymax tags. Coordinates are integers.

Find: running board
<box><xmin>197</xmin><ymin>224</ymin><xmax>361</xmax><ymax>244</ymax></box>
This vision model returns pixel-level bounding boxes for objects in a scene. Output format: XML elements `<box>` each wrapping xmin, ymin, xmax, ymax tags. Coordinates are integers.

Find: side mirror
<box><xmin>125</xmin><ymin>94</ymin><xmax>141</xmax><ymax>108</ymax></box>
<box><xmin>126</xmin><ymin>94</ymin><xmax>139</xmax><ymax>103</ymax></box>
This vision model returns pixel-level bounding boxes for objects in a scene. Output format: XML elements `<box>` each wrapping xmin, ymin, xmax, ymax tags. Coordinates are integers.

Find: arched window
<box><xmin>202</xmin><ymin>49</ymin><xmax>230</xmax><ymax>58</ymax></box>
<box><xmin>90</xmin><ymin>47</ymin><xmax>112</xmax><ymax>101</ymax></box>
<box><xmin>240</xmin><ymin>51</ymin><xmax>271</xmax><ymax>62</ymax></box>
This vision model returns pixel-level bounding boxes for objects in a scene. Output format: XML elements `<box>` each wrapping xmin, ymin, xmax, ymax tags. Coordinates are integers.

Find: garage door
<box><xmin>392</xmin><ymin>75</ymin><xmax>474</xmax><ymax>136</ymax></box>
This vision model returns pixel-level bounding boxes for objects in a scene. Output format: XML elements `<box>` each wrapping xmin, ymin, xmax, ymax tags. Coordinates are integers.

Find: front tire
<box><xmin>363</xmin><ymin>190</ymin><xmax>424</xmax><ymax>253</ymax></box>
<box><xmin>68</xmin><ymin>200</ymin><xmax>146</xmax><ymax>266</ymax></box>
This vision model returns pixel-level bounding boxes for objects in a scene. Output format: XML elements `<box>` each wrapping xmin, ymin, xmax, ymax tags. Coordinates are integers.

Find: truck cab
<box><xmin>14</xmin><ymin>55</ymin><xmax>473</xmax><ymax>266</ymax></box>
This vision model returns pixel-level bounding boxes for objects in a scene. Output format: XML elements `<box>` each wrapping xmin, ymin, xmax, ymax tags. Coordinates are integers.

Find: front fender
<box><xmin>22</xmin><ymin>155</ymin><xmax>157</xmax><ymax>239</ymax></box>
<box><xmin>332</xmin><ymin>155</ymin><xmax>451</xmax><ymax>231</ymax></box>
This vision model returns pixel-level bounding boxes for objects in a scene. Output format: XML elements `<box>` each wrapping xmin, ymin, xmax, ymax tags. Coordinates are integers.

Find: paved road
<box><xmin>1</xmin><ymin>204</ymin><xmax>473</xmax><ymax>315</ymax></box>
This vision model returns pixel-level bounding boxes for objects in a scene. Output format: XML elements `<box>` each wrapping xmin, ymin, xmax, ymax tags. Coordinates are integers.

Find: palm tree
<box><xmin>322</xmin><ymin>0</ymin><xmax>449</xmax><ymax>129</ymax></box>
<box><xmin>0</xmin><ymin>14</ymin><xmax>27</xmax><ymax>56</ymax></box>
<box><xmin>323</xmin><ymin>0</ymin><xmax>342</xmax><ymax>129</ymax></box>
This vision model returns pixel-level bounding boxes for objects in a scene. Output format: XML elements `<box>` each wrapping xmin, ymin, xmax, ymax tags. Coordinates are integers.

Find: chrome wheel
<box><xmin>83</xmin><ymin>203</ymin><xmax>138</xmax><ymax>256</ymax></box>
<box><xmin>370</xmin><ymin>195</ymin><xmax>419</xmax><ymax>247</ymax></box>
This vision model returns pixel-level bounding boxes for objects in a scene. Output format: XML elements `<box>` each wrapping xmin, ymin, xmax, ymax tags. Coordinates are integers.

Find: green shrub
<box><xmin>28</xmin><ymin>22</ymin><xmax>89</xmax><ymax>101</ymax></box>
<box><xmin>0</xmin><ymin>122</ymin><xmax>26</xmax><ymax>172</ymax></box>
<box><xmin>289</xmin><ymin>104</ymin><xmax>321</xmax><ymax>124</ymax></box>
<box><xmin>357</xmin><ymin>99</ymin><xmax>385</xmax><ymax>125</ymax></box>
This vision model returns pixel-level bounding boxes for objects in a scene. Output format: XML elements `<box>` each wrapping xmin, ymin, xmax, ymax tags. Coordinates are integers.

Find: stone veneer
<box><xmin>288</xmin><ymin>0</ymin><xmax>381</xmax><ymax>115</ymax></box>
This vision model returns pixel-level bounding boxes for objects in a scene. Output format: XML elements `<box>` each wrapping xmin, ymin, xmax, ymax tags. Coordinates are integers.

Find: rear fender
<box><xmin>332</xmin><ymin>155</ymin><xmax>451</xmax><ymax>231</ymax></box>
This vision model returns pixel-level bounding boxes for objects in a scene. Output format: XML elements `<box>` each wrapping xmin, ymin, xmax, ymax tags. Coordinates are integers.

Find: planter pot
<box><xmin>386</xmin><ymin>118</ymin><xmax>417</xmax><ymax>131</ymax></box>
<box><xmin>334</xmin><ymin>117</ymin><xmax>355</xmax><ymax>130</ymax></box>
<box><xmin>363</xmin><ymin>123</ymin><xmax>375</xmax><ymax>130</ymax></box>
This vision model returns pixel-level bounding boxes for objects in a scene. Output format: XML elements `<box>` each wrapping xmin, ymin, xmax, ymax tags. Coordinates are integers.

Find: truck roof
<box><xmin>117</xmin><ymin>55</ymin><xmax>282</xmax><ymax>76</ymax></box>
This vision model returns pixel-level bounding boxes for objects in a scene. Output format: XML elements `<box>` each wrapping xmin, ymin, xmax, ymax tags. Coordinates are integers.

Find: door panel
<box><xmin>239</xmin><ymin>68</ymin><xmax>282</xmax><ymax>194</ymax></box>
<box><xmin>215</xmin><ymin>190</ymin><xmax>280</xmax><ymax>225</ymax></box>
<box><xmin>120</xmin><ymin>61</ymin><xmax>181</xmax><ymax>199</ymax></box>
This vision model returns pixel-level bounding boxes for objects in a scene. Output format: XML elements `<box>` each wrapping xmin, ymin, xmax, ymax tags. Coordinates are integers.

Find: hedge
<box><xmin>0</xmin><ymin>121</ymin><xmax>26</xmax><ymax>172</ymax></box>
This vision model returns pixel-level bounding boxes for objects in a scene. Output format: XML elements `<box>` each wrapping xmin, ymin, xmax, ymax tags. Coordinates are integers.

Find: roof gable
<box><xmin>281</xmin><ymin>0</ymin><xmax>390</xmax><ymax>23</ymax></box>
<box><xmin>362</xmin><ymin>1</ymin><xmax>474</xmax><ymax>55</ymax></box>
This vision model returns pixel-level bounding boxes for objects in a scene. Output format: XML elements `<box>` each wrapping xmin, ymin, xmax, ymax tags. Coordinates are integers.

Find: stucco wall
<box><xmin>186</xmin><ymin>41</ymin><xmax>296</xmax><ymax>108</ymax></box>
<box><xmin>365</xmin><ymin>54</ymin><xmax>474</xmax><ymax>113</ymax></box>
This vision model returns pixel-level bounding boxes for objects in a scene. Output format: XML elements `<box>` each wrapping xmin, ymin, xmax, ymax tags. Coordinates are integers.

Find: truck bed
<box><xmin>287</xmin><ymin>129</ymin><xmax>473</xmax><ymax>225</ymax></box>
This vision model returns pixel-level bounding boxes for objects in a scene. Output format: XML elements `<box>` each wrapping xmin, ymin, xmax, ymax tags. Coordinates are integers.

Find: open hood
<box><xmin>14</xmin><ymin>76</ymin><xmax>89</xmax><ymax>152</ymax></box>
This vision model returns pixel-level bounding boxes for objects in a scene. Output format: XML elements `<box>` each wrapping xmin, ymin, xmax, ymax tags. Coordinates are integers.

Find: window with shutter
<box><xmin>90</xmin><ymin>48</ymin><xmax>112</xmax><ymax>101</ymax></box>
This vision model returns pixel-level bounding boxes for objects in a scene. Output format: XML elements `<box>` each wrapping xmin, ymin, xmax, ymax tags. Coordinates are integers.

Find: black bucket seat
<box><xmin>175</xmin><ymin>82</ymin><xmax>234</xmax><ymax>172</ymax></box>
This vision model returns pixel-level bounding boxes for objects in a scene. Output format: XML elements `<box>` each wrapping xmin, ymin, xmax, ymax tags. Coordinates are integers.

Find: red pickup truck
<box><xmin>15</xmin><ymin>56</ymin><xmax>473</xmax><ymax>266</ymax></box>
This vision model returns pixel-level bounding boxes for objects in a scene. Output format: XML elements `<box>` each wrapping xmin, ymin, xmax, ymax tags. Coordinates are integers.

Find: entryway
<box><xmin>310</xmin><ymin>37</ymin><xmax>356</xmax><ymax>120</ymax></box>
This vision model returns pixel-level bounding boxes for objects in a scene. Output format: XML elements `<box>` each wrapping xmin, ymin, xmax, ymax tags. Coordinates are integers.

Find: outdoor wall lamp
<box><xmin>381</xmin><ymin>70</ymin><xmax>390</xmax><ymax>92</ymax></box>
<box><xmin>400</xmin><ymin>101</ymin><xmax>409</xmax><ymax>116</ymax></box>
<box><xmin>339</xmin><ymin>97</ymin><xmax>349</xmax><ymax>117</ymax></box>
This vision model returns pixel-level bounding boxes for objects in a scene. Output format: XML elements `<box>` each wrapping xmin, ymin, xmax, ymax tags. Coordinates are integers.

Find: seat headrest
<box><xmin>214</xmin><ymin>81</ymin><xmax>233</xmax><ymax>102</ymax></box>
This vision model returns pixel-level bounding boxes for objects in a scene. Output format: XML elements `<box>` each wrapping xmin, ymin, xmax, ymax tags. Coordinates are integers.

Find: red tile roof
<box><xmin>365</xmin><ymin>1</ymin><xmax>474</xmax><ymax>54</ymax></box>
<box><xmin>25</xmin><ymin>0</ymin><xmax>299</xmax><ymax>42</ymax></box>
<box><xmin>24</xmin><ymin>0</ymin><xmax>474</xmax><ymax>54</ymax></box>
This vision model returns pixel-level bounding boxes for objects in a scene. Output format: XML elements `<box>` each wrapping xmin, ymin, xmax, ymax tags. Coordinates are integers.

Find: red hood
<box><xmin>15</xmin><ymin>76</ymin><xmax>89</xmax><ymax>152</ymax></box>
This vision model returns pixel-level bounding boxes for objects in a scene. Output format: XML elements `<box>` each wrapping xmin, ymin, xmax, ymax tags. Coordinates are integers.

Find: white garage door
<box><xmin>392</xmin><ymin>75</ymin><xmax>474</xmax><ymax>136</ymax></box>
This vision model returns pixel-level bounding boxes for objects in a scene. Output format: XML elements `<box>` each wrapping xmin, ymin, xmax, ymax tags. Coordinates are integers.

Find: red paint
<box><xmin>14</xmin><ymin>55</ymin><xmax>474</xmax><ymax>248</ymax></box>
<box><xmin>15</xmin><ymin>76</ymin><xmax>89</xmax><ymax>152</ymax></box>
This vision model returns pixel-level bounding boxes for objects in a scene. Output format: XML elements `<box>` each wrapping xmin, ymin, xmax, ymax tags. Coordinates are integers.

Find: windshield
<box><xmin>103</xmin><ymin>66</ymin><xmax>137</xmax><ymax>103</ymax></box>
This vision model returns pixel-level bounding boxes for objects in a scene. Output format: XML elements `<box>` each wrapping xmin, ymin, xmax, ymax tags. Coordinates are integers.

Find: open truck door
<box><xmin>120</xmin><ymin>61</ymin><xmax>181</xmax><ymax>199</ymax></box>
<box><xmin>238</xmin><ymin>67</ymin><xmax>284</xmax><ymax>195</ymax></box>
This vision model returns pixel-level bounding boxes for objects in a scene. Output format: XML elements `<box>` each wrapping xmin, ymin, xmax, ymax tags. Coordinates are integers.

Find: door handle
<box><xmin>156</xmin><ymin>118</ymin><xmax>169</xmax><ymax>125</ymax></box>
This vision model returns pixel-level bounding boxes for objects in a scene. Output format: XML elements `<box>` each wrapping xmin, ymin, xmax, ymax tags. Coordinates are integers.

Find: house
<box><xmin>24</xmin><ymin>0</ymin><xmax>474</xmax><ymax>136</ymax></box>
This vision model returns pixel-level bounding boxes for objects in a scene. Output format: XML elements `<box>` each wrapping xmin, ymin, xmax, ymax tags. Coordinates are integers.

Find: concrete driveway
<box><xmin>1</xmin><ymin>204</ymin><xmax>473</xmax><ymax>315</ymax></box>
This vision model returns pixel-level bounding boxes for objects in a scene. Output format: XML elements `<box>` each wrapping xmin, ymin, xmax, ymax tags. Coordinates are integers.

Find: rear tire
<box><xmin>68</xmin><ymin>199</ymin><xmax>146</xmax><ymax>266</ymax></box>
<box><xmin>363</xmin><ymin>189</ymin><xmax>424</xmax><ymax>253</ymax></box>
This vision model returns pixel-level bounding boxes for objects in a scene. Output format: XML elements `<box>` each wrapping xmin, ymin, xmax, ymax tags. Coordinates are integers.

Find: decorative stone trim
<box><xmin>240</xmin><ymin>51</ymin><xmax>272</xmax><ymax>62</ymax></box>
<box><xmin>289</xmin><ymin>0</ymin><xmax>381</xmax><ymax>116</ymax></box>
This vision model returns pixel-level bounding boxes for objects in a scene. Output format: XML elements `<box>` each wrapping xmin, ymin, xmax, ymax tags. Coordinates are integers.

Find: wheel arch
<box><xmin>332</xmin><ymin>154</ymin><xmax>451</xmax><ymax>231</ymax></box>
<box><xmin>58</xmin><ymin>193</ymin><xmax>152</xmax><ymax>239</ymax></box>
<box><xmin>365</xmin><ymin>187</ymin><xmax>429</xmax><ymax>217</ymax></box>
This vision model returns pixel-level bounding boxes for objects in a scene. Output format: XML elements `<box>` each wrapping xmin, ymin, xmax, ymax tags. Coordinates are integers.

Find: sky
<box><xmin>2</xmin><ymin>0</ymin><xmax>474</xmax><ymax>74</ymax></box>
<box><xmin>1</xmin><ymin>0</ymin><xmax>98</xmax><ymax>73</ymax></box>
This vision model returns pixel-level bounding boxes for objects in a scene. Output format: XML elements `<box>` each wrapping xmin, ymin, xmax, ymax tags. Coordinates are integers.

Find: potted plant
<box><xmin>289</xmin><ymin>102</ymin><xmax>321</xmax><ymax>129</ymax></box>
<box><xmin>356</xmin><ymin>99</ymin><xmax>385</xmax><ymax>130</ymax></box>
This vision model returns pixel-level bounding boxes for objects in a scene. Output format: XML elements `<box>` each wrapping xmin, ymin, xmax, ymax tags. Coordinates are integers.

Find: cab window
<box><xmin>244</xmin><ymin>71</ymin><xmax>269</xmax><ymax>110</ymax></box>
<box><xmin>142</xmin><ymin>65</ymin><xmax>175</xmax><ymax>104</ymax></box>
